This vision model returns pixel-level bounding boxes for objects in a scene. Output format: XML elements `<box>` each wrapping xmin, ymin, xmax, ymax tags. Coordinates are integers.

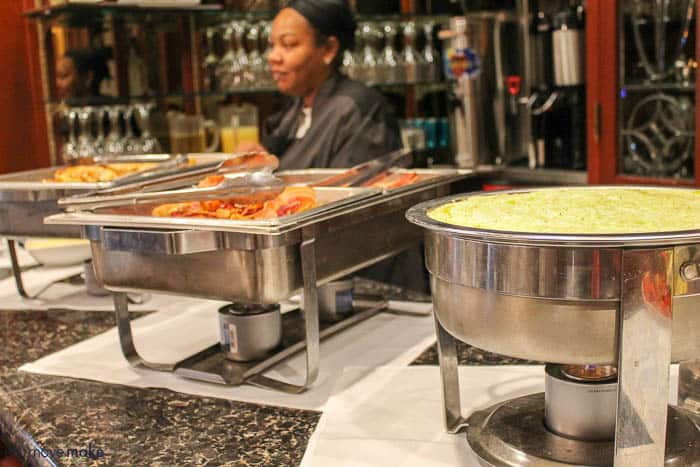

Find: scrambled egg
<box><xmin>428</xmin><ymin>188</ymin><xmax>700</xmax><ymax>234</ymax></box>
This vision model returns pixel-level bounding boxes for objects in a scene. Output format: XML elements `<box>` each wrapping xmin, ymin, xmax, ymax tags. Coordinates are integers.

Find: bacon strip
<box><xmin>151</xmin><ymin>186</ymin><xmax>316</xmax><ymax>221</ymax></box>
<box><xmin>363</xmin><ymin>171</ymin><xmax>419</xmax><ymax>189</ymax></box>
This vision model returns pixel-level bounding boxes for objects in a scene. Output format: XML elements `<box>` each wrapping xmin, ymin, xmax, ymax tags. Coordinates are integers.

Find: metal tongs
<box><xmin>68</xmin><ymin>152</ymin><xmax>280</xmax><ymax>199</ymax></box>
<box><xmin>59</xmin><ymin>171</ymin><xmax>286</xmax><ymax>211</ymax></box>
<box><xmin>311</xmin><ymin>148</ymin><xmax>413</xmax><ymax>187</ymax></box>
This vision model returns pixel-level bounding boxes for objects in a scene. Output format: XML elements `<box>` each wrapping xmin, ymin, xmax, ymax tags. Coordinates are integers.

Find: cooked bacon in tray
<box><xmin>363</xmin><ymin>171</ymin><xmax>419</xmax><ymax>189</ymax></box>
<box><xmin>151</xmin><ymin>186</ymin><xmax>316</xmax><ymax>221</ymax></box>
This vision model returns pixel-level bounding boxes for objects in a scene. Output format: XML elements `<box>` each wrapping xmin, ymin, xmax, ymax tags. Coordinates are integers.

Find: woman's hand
<box><xmin>235</xmin><ymin>141</ymin><xmax>266</xmax><ymax>153</ymax></box>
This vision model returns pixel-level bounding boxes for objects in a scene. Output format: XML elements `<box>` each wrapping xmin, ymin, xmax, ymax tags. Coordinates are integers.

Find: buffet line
<box><xmin>4</xmin><ymin>151</ymin><xmax>700</xmax><ymax>466</ymax></box>
<box><xmin>0</xmin><ymin>150</ymin><xmax>477</xmax><ymax>392</ymax></box>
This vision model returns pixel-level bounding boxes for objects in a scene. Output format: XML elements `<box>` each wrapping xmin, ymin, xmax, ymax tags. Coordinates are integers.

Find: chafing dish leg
<box><xmin>434</xmin><ymin>315</ymin><xmax>469</xmax><ymax>433</ymax></box>
<box><xmin>114</xmin><ymin>292</ymin><xmax>176</xmax><ymax>372</ymax></box>
<box><xmin>7</xmin><ymin>239</ymin><xmax>30</xmax><ymax>299</ymax></box>
<box><xmin>246</xmin><ymin>235</ymin><xmax>321</xmax><ymax>394</ymax></box>
<box><xmin>614</xmin><ymin>249</ymin><xmax>674</xmax><ymax>466</ymax></box>
<box><xmin>6</xmin><ymin>239</ymin><xmax>82</xmax><ymax>300</ymax></box>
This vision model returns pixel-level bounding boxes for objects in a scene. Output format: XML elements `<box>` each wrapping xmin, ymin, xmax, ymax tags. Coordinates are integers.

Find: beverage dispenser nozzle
<box><xmin>506</xmin><ymin>75</ymin><xmax>521</xmax><ymax>115</ymax></box>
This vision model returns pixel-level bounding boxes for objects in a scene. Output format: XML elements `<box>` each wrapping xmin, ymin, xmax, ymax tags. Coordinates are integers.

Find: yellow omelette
<box><xmin>428</xmin><ymin>188</ymin><xmax>700</xmax><ymax>234</ymax></box>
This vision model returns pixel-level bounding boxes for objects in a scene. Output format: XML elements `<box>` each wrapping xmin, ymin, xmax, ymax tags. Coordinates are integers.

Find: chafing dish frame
<box><xmin>46</xmin><ymin>169</ymin><xmax>479</xmax><ymax>393</ymax></box>
<box><xmin>406</xmin><ymin>186</ymin><xmax>700</xmax><ymax>466</ymax></box>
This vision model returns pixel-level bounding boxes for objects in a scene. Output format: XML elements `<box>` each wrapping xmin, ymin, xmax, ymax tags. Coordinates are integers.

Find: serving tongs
<box><xmin>59</xmin><ymin>171</ymin><xmax>286</xmax><ymax>211</ymax></box>
<box><xmin>72</xmin><ymin>151</ymin><xmax>280</xmax><ymax>198</ymax></box>
<box><xmin>66</xmin><ymin>153</ymin><xmax>187</xmax><ymax>167</ymax></box>
<box><xmin>311</xmin><ymin>148</ymin><xmax>413</xmax><ymax>187</ymax></box>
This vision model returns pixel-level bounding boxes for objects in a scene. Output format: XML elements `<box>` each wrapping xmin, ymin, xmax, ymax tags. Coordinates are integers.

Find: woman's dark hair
<box><xmin>64</xmin><ymin>47</ymin><xmax>111</xmax><ymax>96</ymax></box>
<box><xmin>287</xmin><ymin>0</ymin><xmax>356</xmax><ymax>70</ymax></box>
<box><xmin>313</xmin><ymin>30</ymin><xmax>345</xmax><ymax>70</ymax></box>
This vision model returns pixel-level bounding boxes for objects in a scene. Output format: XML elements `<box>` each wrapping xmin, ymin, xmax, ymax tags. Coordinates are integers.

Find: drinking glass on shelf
<box><xmin>401</xmin><ymin>21</ymin><xmax>424</xmax><ymax>83</ymax></box>
<box><xmin>342</xmin><ymin>49</ymin><xmax>358</xmax><ymax>79</ymax></box>
<box><xmin>77</xmin><ymin>106</ymin><xmax>95</xmax><ymax>158</ymax></box>
<box><xmin>421</xmin><ymin>22</ymin><xmax>440</xmax><ymax>82</ymax></box>
<box><xmin>261</xmin><ymin>22</ymin><xmax>273</xmax><ymax>88</ymax></box>
<box><xmin>122</xmin><ymin>106</ymin><xmax>138</xmax><ymax>154</ymax></box>
<box><xmin>378</xmin><ymin>22</ymin><xmax>401</xmax><ymax>84</ymax></box>
<box><xmin>359</xmin><ymin>22</ymin><xmax>381</xmax><ymax>83</ymax></box>
<box><xmin>246</xmin><ymin>22</ymin><xmax>265</xmax><ymax>88</ymax></box>
<box><xmin>61</xmin><ymin>109</ymin><xmax>80</xmax><ymax>162</ymax></box>
<box><xmin>105</xmin><ymin>106</ymin><xmax>126</xmax><ymax>156</ymax></box>
<box><xmin>202</xmin><ymin>27</ymin><xmax>219</xmax><ymax>91</ymax></box>
<box><xmin>234</xmin><ymin>21</ymin><xmax>250</xmax><ymax>88</ymax></box>
<box><xmin>134</xmin><ymin>103</ymin><xmax>162</xmax><ymax>154</ymax></box>
<box><xmin>216</xmin><ymin>24</ymin><xmax>238</xmax><ymax>91</ymax></box>
<box><xmin>93</xmin><ymin>107</ymin><xmax>107</xmax><ymax>156</ymax></box>
<box><xmin>351</xmin><ymin>27</ymin><xmax>363</xmax><ymax>78</ymax></box>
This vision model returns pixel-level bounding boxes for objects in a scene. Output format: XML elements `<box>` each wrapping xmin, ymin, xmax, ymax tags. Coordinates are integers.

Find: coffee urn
<box><xmin>529</xmin><ymin>5</ymin><xmax>587</xmax><ymax>170</ymax></box>
<box><xmin>443</xmin><ymin>12</ymin><xmax>528</xmax><ymax>168</ymax></box>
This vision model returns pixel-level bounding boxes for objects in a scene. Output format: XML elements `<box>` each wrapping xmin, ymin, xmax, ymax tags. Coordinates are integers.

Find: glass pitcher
<box><xmin>167</xmin><ymin>112</ymin><xmax>220</xmax><ymax>154</ymax></box>
<box><xmin>218</xmin><ymin>103</ymin><xmax>259</xmax><ymax>153</ymax></box>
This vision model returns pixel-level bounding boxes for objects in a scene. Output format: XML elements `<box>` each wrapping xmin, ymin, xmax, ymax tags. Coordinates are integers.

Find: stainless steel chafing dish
<box><xmin>46</xmin><ymin>168</ymin><xmax>480</xmax><ymax>392</ymax></box>
<box><xmin>0</xmin><ymin>153</ymin><xmax>261</xmax><ymax>298</ymax></box>
<box><xmin>406</xmin><ymin>186</ymin><xmax>700</xmax><ymax>466</ymax></box>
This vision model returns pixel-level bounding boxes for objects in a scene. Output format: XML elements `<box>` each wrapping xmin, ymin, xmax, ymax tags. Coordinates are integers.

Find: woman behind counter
<box><xmin>242</xmin><ymin>0</ymin><xmax>404</xmax><ymax>170</ymax></box>
<box><xmin>249</xmin><ymin>0</ymin><xmax>428</xmax><ymax>293</ymax></box>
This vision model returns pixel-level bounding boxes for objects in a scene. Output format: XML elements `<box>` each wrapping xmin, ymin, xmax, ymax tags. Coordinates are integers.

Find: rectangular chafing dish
<box><xmin>45</xmin><ymin>168</ymin><xmax>480</xmax><ymax>391</ymax></box>
<box><xmin>46</xmin><ymin>169</ymin><xmax>478</xmax><ymax>303</ymax></box>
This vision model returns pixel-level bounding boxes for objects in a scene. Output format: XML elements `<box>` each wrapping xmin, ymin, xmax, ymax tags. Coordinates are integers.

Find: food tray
<box><xmin>0</xmin><ymin>154</ymin><xmax>227</xmax><ymax>238</ymax></box>
<box><xmin>46</xmin><ymin>169</ymin><xmax>479</xmax><ymax>303</ymax></box>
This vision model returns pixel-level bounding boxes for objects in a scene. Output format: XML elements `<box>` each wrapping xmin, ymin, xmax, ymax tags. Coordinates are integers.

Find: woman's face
<box><xmin>268</xmin><ymin>8</ymin><xmax>337</xmax><ymax>97</ymax></box>
<box><xmin>56</xmin><ymin>56</ymin><xmax>78</xmax><ymax>99</ymax></box>
<box><xmin>56</xmin><ymin>56</ymin><xmax>90</xmax><ymax>99</ymax></box>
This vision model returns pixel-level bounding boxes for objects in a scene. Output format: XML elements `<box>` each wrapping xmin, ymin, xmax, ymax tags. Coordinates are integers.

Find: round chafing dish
<box><xmin>407</xmin><ymin>186</ymin><xmax>700</xmax><ymax>465</ymax></box>
<box><xmin>406</xmin><ymin>186</ymin><xmax>700</xmax><ymax>365</ymax></box>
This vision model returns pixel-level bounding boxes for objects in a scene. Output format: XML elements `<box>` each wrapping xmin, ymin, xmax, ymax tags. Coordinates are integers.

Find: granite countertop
<box><xmin>0</xmin><ymin>281</ymin><xmax>531</xmax><ymax>466</ymax></box>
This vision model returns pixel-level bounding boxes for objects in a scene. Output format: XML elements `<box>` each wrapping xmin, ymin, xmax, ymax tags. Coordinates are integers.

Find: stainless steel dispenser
<box><xmin>443</xmin><ymin>12</ymin><xmax>528</xmax><ymax>168</ymax></box>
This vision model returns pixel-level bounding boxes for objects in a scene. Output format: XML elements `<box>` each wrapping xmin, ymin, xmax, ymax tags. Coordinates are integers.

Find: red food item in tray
<box><xmin>363</xmin><ymin>171</ymin><xmax>419</xmax><ymax>189</ymax></box>
<box><xmin>151</xmin><ymin>186</ymin><xmax>316</xmax><ymax>221</ymax></box>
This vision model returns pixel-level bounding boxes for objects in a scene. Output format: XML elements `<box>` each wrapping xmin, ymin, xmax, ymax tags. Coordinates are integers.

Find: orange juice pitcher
<box><xmin>219</xmin><ymin>103</ymin><xmax>259</xmax><ymax>153</ymax></box>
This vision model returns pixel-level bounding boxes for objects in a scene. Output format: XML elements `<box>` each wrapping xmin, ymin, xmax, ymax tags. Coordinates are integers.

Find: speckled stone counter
<box><xmin>0</xmin><ymin>283</ymin><xmax>532</xmax><ymax>466</ymax></box>
<box><xmin>0</xmin><ymin>308</ymin><xmax>321</xmax><ymax>466</ymax></box>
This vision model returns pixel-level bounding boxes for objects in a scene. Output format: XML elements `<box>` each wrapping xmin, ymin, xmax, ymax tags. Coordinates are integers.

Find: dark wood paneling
<box><xmin>587</xmin><ymin>0</ymin><xmax>618</xmax><ymax>185</ymax></box>
<box><xmin>0</xmin><ymin>1</ymin><xmax>50</xmax><ymax>173</ymax></box>
<box><xmin>696</xmin><ymin>4</ymin><xmax>700</xmax><ymax>186</ymax></box>
<box><xmin>586</xmin><ymin>0</ymin><xmax>601</xmax><ymax>183</ymax></box>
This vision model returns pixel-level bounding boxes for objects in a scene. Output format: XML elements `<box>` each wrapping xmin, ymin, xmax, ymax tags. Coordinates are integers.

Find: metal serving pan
<box><xmin>46</xmin><ymin>169</ymin><xmax>479</xmax><ymax>304</ymax></box>
<box><xmin>406</xmin><ymin>186</ymin><xmax>700</xmax><ymax>365</ymax></box>
<box><xmin>0</xmin><ymin>153</ymin><xmax>234</xmax><ymax>238</ymax></box>
<box><xmin>277</xmin><ymin>167</ymin><xmax>457</xmax><ymax>194</ymax></box>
